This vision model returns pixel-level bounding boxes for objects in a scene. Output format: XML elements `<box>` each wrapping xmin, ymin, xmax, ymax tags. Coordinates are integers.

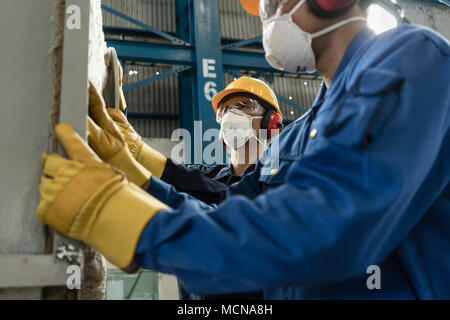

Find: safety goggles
<box><xmin>216</xmin><ymin>98</ymin><xmax>265</xmax><ymax>123</ymax></box>
<box><xmin>259</xmin><ymin>0</ymin><xmax>294</xmax><ymax>23</ymax></box>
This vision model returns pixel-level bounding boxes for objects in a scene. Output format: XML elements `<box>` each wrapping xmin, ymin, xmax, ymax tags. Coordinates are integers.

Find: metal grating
<box><xmin>219</xmin><ymin>0</ymin><xmax>262</xmax><ymax>39</ymax></box>
<box><xmin>399</xmin><ymin>0</ymin><xmax>450</xmax><ymax>39</ymax></box>
<box><xmin>102</xmin><ymin>0</ymin><xmax>175</xmax><ymax>32</ymax></box>
<box><xmin>123</xmin><ymin>62</ymin><xmax>179</xmax><ymax>138</ymax></box>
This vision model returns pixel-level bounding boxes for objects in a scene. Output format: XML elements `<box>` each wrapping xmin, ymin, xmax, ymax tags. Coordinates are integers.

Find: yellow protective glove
<box><xmin>118</xmin><ymin>60</ymin><xmax>127</xmax><ymax>112</ymax></box>
<box><xmin>88</xmin><ymin>82</ymin><xmax>151</xmax><ymax>187</ymax></box>
<box><xmin>37</xmin><ymin>123</ymin><xmax>168</xmax><ymax>270</ymax></box>
<box><xmin>107</xmin><ymin>108</ymin><xmax>167</xmax><ymax>179</ymax></box>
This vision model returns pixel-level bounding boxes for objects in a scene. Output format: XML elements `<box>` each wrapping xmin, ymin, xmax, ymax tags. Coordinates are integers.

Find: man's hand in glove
<box><xmin>87</xmin><ymin>82</ymin><xmax>151</xmax><ymax>187</ymax></box>
<box><xmin>37</xmin><ymin>123</ymin><xmax>168</xmax><ymax>270</ymax></box>
<box><xmin>107</xmin><ymin>108</ymin><xmax>167</xmax><ymax>178</ymax></box>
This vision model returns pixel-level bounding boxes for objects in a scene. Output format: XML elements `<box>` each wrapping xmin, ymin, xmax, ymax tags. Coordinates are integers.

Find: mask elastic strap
<box><xmin>311</xmin><ymin>17</ymin><xmax>367</xmax><ymax>38</ymax></box>
<box><xmin>288</xmin><ymin>0</ymin><xmax>307</xmax><ymax>16</ymax></box>
<box><xmin>252</xmin><ymin>133</ymin><xmax>268</xmax><ymax>147</ymax></box>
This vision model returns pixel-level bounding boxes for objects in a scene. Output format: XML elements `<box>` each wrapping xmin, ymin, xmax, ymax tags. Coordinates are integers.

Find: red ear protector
<box><xmin>307</xmin><ymin>0</ymin><xmax>409</xmax><ymax>24</ymax></box>
<box><xmin>261</xmin><ymin>109</ymin><xmax>283</xmax><ymax>139</ymax></box>
<box><xmin>306</xmin><ymin>0</ymin><xmax>358</xmax><ymax>18</ymax></box>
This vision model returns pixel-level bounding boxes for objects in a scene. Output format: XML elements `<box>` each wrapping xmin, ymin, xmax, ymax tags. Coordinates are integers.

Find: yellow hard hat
<box><xmin>239</xmin><ymin>0</ymin><xmax>261</xmax><ymax>16</ymax></box>
<box><xmin>212</xmin><ymin>76</ymin><xmax>282</xmax><ymax>119</ymax></box>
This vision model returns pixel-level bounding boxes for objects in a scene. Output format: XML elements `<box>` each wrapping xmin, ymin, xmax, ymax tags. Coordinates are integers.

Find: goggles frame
<box><xmin>216</xmin><ymin>98</ymin><xmax>266</xmax><ymax>123</ymax></box>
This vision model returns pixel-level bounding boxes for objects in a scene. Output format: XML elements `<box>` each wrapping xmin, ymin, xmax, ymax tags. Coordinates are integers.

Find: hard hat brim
<box><xmin>240</xmin><ymin>0</ymin><xmax>260</xmax><ymax>16</ymax></box>
<box><xmin>212</xmin><ymin>88</ymin><xmax>251</xmax><ymax>114</ymax></box>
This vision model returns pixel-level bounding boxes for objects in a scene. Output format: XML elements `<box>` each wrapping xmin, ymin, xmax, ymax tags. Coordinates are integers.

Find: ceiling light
<box><xmin>367</xmin><ymin>4</ymin><xmax>398</xmax><ymax>35</ymax></box>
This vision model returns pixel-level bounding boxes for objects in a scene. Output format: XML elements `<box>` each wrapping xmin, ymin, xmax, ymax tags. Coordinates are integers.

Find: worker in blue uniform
<box><xmin>37</xmin><ymin>0</ymin><xmax>450</xmax><ymax>299</ymax></box>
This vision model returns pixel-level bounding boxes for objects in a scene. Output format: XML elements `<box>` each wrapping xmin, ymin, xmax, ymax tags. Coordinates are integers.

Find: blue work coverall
<box><xmin>135</xmin><ymin>25</ymin><xmax>450</xmax><ymax>299</ymax></box>
<box><xmin>160</xmin><ymin>159</ymin><xmax>261</xmax><ymax>299</ymax></box>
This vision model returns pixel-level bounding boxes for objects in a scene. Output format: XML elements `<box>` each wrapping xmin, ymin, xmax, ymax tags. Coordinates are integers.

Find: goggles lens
<box><xmin>259</xmin><ymin>0</ymin><xmax>290</xmax><ymax>22</ymax></box>
<box><xmin>216</xmin><ymin>98</ymin><xmax>264</xmax><ymax>123</ymax></box>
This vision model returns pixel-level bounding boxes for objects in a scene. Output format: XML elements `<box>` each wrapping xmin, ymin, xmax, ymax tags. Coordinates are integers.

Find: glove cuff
<box><xmin>109</xmin><ymin>147</ymin><xmax>151</xmax><ymax>187</ymax></box>
<box><xmin>137</xmin><ymin>143</ymin><xmax>167</xmax><ymax>179</ymax></box>
<box><xmin>85</xmin><ymin>182</ymin><xmax>168</xmax><ymax>270</ymax></box>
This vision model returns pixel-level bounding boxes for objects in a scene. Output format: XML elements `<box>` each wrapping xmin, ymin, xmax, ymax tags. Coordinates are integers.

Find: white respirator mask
<box><xmin>261</xmin><ymin>0</ymin><xmax>367</xmax><ymax>73</ymax></box>
<box><xmin>219</xmin><ymin>109</ymin><xmax>264</xmax><ymax>149</ymax></box>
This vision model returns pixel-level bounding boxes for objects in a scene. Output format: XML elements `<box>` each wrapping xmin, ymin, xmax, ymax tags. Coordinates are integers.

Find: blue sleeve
<box><xmin>160</xmin><ymin>159</ymin><xmax>229</xmax><ymax>205</ymax></box>
<box><xmin>136</xmin><ymin>30</ymin><xmax>450</xmax><ymax>295</ymax></box>
<box><xmin>227</xmin><ymin>161</ymin><xmax>263</xmax><ymax>199</ymax></box>
<box><xmin>147</xmin><ymin>159</ymin><xmax>264</xmax><ymax>209</ymax></box>
<box><xmin>147</xmin><ymin>176</ymin><xmax>216</xmax><ymax>212</ymax></box>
